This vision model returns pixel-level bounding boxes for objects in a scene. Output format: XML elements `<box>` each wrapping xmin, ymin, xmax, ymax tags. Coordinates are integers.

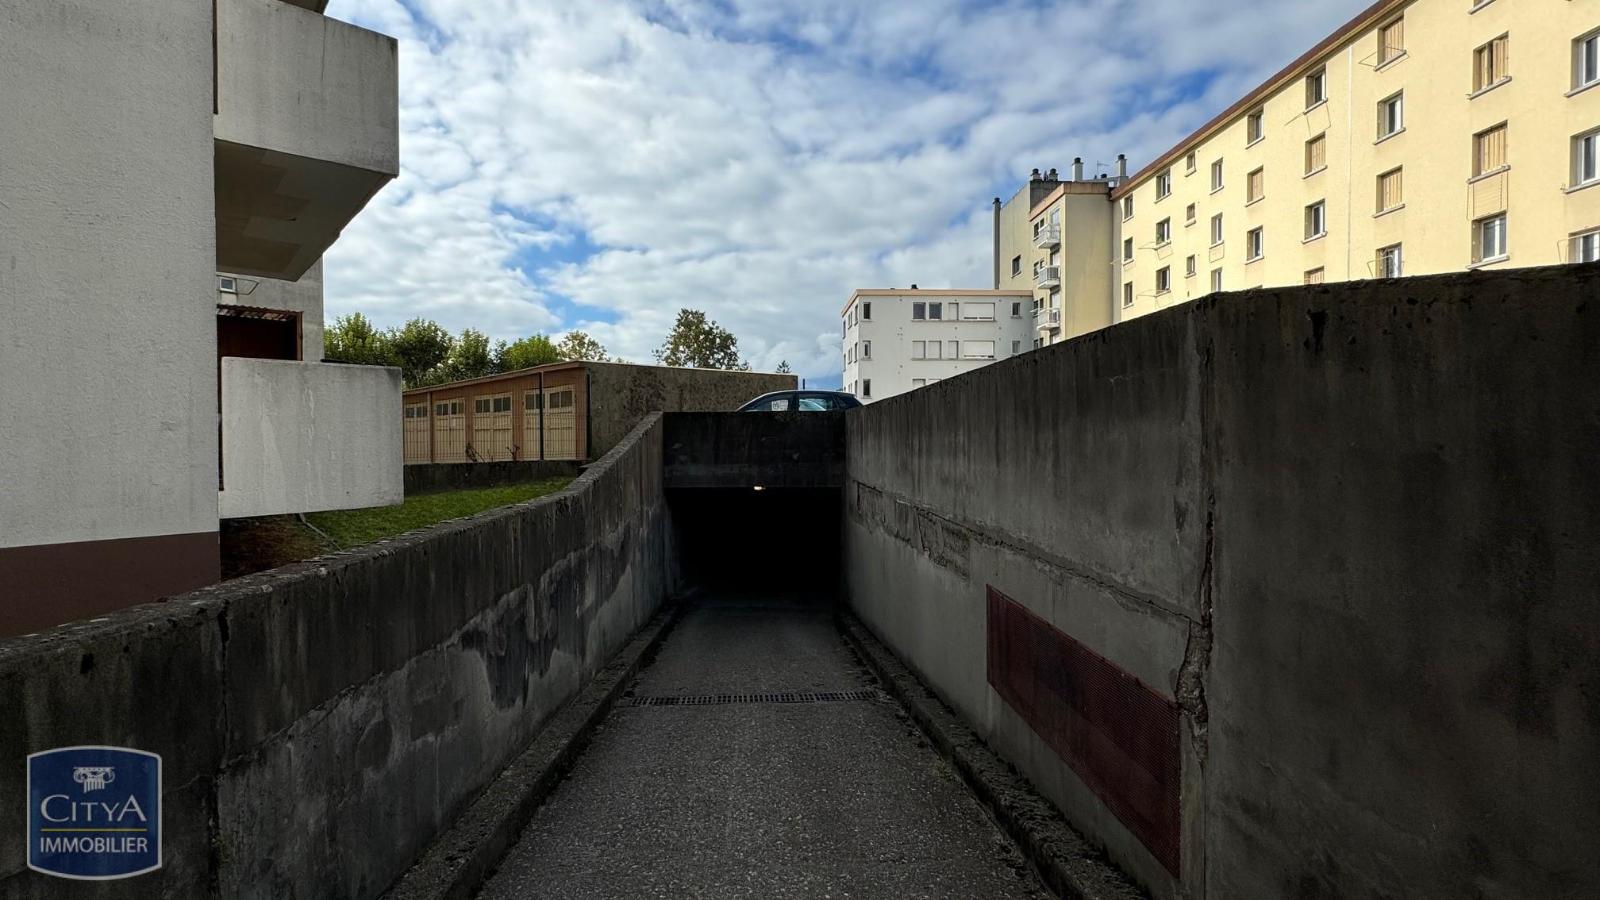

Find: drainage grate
<box><xmin>624</xmin><ymin>689</ymin><xmax>883</xmax><ymax>707</ymax></box>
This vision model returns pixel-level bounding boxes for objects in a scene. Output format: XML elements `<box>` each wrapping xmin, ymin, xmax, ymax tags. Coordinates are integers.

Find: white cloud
<box><xmin>323</xmin><ymin>0</ymin><xmax>1369</xmax><ymax>380</ymax></box>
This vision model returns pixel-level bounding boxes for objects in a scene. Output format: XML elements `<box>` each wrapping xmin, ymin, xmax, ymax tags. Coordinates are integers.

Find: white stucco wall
<box><xmin>219</xmin><ymin>359</ymin><xmax>403</xmax><ymax>519</ymax></box>
<box><xmin>842</xmin><ymin>293</ymin><xmax>1037</xmax><ymax>403</ymax></box>
<box><xmin>215</xmin><ymin>0</ymin><xmax>399</xmax><ymax>175</ymax></box>
<box><xmin>220</xmin><ymin>260</ymin><xmax>326</xmax><ymax>362</ymax></box>
<box><xmin>0</xmin><ymin>0</ymin><xmax>219</xmax><ymax>549</ymax></box>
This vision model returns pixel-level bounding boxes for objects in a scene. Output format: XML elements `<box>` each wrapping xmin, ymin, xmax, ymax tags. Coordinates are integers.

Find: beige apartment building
<box><xmin>993</xmin><ymin>163</ymin><xmax>1120</xmax><ymax>347</ymax></box>
<box><xmin>1111</xmin><ymin>0</ymin><xmax>1600</xmax><ymax>320</ymax></box>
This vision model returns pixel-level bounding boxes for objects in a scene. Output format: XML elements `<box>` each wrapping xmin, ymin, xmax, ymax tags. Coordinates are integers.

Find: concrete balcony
<box><xmin>214</xmin><ymin>0</ymin><xmax>398</xmax><ymax>281</ymax></box>
<box><xmin>1035</xmin><ymin>307</ymin><xmax>1062</xmax><ymax>331</ymax></box>
<box><xmin>1034</xmin><ymin>225</ymin><xmax>1061</xmax><ymax>249</ymax></box>
<box><xmin>219</xmin><ymin>358</ymin><xmax>403</xmax><ymax>519</ymax></box>
<box><xmin>1034</xmin><ymin>266</ymin><xmax>1061</xmax><ymax>289</ymax></box>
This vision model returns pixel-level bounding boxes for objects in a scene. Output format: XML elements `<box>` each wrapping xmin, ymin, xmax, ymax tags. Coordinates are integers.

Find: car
<box><xmin>737</xmin><ymin>390</ymin><xmax>862</xmax><ymax>412</ymax></box>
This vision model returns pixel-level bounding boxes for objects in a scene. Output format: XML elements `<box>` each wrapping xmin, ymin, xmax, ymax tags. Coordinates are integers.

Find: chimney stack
<box><xmin>1116</xmin><ymin>154</ymin><xmax>1127</xmax><ymax>179</ymax></box>
<box><xmin>1072</xmin><ymin>157</ymin><xmax>1084</xmax><ymax>181</ymax></box>
<box><xmin>1047</xmin><ymin>167</ymin><xmax>1058</xmax><ymax>181</ymax></box>
<box><xmin>1030</xmin><ymin>168</ymin><xmax>1042</xmax><ymax>181</ymax></box>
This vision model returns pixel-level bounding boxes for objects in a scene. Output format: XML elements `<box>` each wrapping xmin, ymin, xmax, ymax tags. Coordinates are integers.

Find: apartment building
<box><xmin>1112</xmin><ymin>0</ymin><xmax>1600</xmax><ymax>319</ymax></box>
<box><xmin>0</xmin><ymin>0</ymin><xmax>401</xmax><ymax>636</ymax></box>
<box><xmin>842</xmin><ymin>290</ymin><xmax>1035</xmax><ymax>402</ymax></box>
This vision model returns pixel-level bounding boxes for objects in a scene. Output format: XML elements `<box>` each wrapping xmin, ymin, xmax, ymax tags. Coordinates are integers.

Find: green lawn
<box><xmin>304</xmin><ymin>477</ymin><xmax>574</xmax><ymax>549</ymax></box>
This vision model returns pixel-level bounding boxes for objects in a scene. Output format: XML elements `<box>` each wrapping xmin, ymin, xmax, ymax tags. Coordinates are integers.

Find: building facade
<box><xmin>0</xmin><ymin>0</ymin><xmax>401</xmax><ymax>636</ymax></box>
<box><xmin>402</xmin><ymin>362</ymin><xmax>797</xmax><ymax>465</ymax></box>
<box><xmin>1112</xmin><ymin>0</ymin><xmax>1600</xmax><ymax>320</ymax></box>
<box><xmin>842</xmin><ymin>290</ymin><xmax>1035</xmax><ymax>402</ymax></box>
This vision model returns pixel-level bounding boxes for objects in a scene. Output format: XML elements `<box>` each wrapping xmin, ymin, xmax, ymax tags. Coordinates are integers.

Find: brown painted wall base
<box><xmin>0</xmin><ymin>532</ymin><xmax>219</xmax><ymax>637</ymax></box>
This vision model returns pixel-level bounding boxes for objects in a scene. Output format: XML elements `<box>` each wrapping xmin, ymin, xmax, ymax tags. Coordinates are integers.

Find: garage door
<box><xmin>403</xmin><ymin>402</ymin><xmax>430</xmax><ymax>464</ymax></box>
<box><xmin>472</xmin><ymin>393</ymin><xmax>514</xmax><ymax>461</ymax></box>
<box><xmin>432</xmin><ymin>399</ymin><xmax>466</xmax><ymax>463</ymax></box>
<box><xmin>543</xmin><ymin>386</ymin><xmax>578</xmax><ymax>460</ymax></box>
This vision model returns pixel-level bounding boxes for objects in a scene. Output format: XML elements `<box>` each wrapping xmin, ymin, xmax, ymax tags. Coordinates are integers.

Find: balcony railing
<box><xmin>1034</xmin><ymin>225</ymin><xmax>1061</xmax><ymax>249</ymax></box>
<box><xmin>1035</xmin><ymin>265</ymin><xmax>1061</xmax><ymax>288</ymax></box>
<box><xmin>1035</xmin><ymin>308</ymin><xmax>1062</xmax><ymax>330</ymax></box>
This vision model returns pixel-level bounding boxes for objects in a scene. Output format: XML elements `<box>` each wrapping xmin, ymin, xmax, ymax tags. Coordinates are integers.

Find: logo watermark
<box><xmin>27</xmin><ymin>746</ymin><xmax>161</xmax><ymax>880</ymax></box>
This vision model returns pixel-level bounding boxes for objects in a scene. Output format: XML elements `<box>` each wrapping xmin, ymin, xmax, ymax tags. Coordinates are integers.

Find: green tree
<box><xmin>387</xmin><ymin>318</ymin><xmax>453</xmax><ymax>388</ymax></box>
<box><xmin>556</xmin><ymin>330</ymin><xmax>612</xmax><ymax>362</ymax></box>
<box><xmin>774</xmin><ymin>360</ymin><xmax>792</xmax><ymax>374</ymax></box>
<box><xmin>497</xmin><ymin>334</ymin><xmax>562</xmax><ymax>371</ymax></box>
<box><xmin>653</xmin><ymin>309</ymin><xmax>749</xmax><ymax>370</ymax></box>
<box><xmin>323</xmin><ymin>313</ymin><xmax>395</xmax><ymax>366</ymax></box>
<box><xmin>439</xmin><ymin>328</ymin><xmax>497</xmax><ymax>382</ymax></box>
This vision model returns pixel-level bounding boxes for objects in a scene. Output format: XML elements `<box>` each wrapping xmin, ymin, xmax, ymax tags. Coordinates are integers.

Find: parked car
<box><xmin>737</xmin><ymin>390</ymin><xmax>862</xmax><ymax>412</ymax></box>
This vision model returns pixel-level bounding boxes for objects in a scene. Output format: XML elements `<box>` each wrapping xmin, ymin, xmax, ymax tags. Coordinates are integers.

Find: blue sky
<box><xmin>323</xmin><ymin>0</ymin><xmax>1369</xmax><ymax>381</ymax></box>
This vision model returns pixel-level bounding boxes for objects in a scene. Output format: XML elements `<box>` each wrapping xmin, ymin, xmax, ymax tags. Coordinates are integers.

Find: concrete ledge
<box><xmin>838</xmin><ymin>612</ymin><xmax>1146</xmax><ymax>900</ymax></box>
<box><xmin>403</xmin><ymin>460</ymin><xmax>582</xmax><ymax>496</ymax></box>
<box><xmin>384</xmin><ymin>601</ymin><xmax>684</xmax><ymax>900</ymax></box>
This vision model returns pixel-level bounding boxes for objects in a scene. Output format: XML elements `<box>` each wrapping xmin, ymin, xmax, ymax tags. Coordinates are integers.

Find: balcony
<box><xmin>219</xmin><ymin>358</ymin><xmax>403</xmax><ymax>518</ymax></box>
<box><xmin>1035</xmin><ymin>308</ymin><xmax>1062</xmax><ymax>331</ymax></box>
<box><xmin>1034</xmin><ymin>225</ymin><xmax>1061</xmax><ymax>250</ymax></box>
<box><xmin>214</xmin><ymin>0</ymin><xmax>399</xmax><ymax>281</ymax></box>
<box><xmin>1034</xmin><ymin>265</ymin><xmax>1061</xmax><ymax>289</ymax></box>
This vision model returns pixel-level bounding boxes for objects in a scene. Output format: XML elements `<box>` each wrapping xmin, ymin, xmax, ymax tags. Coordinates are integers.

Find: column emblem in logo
<box><xmin>27</xmin><ymin>746</ymin><xmax>161</xmax><ymax>880</ymax></box>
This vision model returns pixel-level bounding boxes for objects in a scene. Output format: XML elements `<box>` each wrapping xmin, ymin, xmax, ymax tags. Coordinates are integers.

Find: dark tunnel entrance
<box><xmin>667</xmin><ymin>487</ymin><xmax>842</xmax><ymax>601</ymax></box>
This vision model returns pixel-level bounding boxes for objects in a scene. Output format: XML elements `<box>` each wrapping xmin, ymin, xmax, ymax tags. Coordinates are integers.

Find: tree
<box><xmin>323</xmin><ymin>313</ymin><xmax>395</xmax><ymax>366</ymax></box>
<box><xmin>556</xmin><ymin>330</ymin><xmax>612</xmax><ymax>362</ymax></box>
<box><xmin>774</xmin><ymin>360</ymin><xmax>792</xmax><ymax>374</ymax></box>
<box><xmin>387</xmin><ymin>318</ymin><xmax>453</xmax><ymax>388</ymax></box>
<box><xmin>438</xmin><ymin>328</ymin><xmax>497</xmax><ymax>382</ymax></box>
<box><xmin>653</xmin><ymin>309</ymin><xmax>749</xmax><ymax>370</ymax></box>
<box><xmin>497</xmin><ymin>334</ymin><xmax>561</xmax><ymax>371</ymax></box>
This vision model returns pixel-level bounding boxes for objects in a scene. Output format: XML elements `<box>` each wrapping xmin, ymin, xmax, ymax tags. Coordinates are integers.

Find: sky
<box><xmin>323</xmin><ymin>0</ymin><xmax>1371</xmax><ymax>384</ymax></box>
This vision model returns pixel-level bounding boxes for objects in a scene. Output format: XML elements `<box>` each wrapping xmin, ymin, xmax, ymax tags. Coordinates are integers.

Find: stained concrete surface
<box><xmin>480</xmin><ymin>596</ymin><xmax>1047</xmax><ymax>899</ymax></box>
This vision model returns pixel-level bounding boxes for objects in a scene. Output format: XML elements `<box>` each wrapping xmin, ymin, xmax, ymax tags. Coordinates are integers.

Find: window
<box><xmin>1155</xmin><ymin>266</ymin><xmax>1171</xmax><ymax>294</ymax></box>
<box><xmin>1123</xmin><ymin>237</ymin><xmax>1134</xmax><ymax>262</ymax></box>
<box><xmin>1122</xmin><ymin>195</ymin><xmax>1134</xmax><ymax>220</ymax></box>
<box><xmin>1305</xmin><ymin>268</ymin><xmax>1325</xmax><ymax>285</ymax></box>
<box><xmin>962</xmin><ymin>302</ymin><xmax>994</xmax><ymax>320</ymax></box>
<box><xmin>1305</xmin><ymin>68</ymin><xmax>1327</xmax><ymax>108</ymax></box>
<box><xmin>1185</xmin><ymin>255</ymin><xmax>1197</xmax><ymax>277</ymax></box>
<box><xmin>1305</xmin><ymin>201</ymin><xmax>1326</xmax><ymax>240</ymax></box>
<box><xmin>475</xmin><ymin>398</ymin><xmax>491</xmax><ymax>414</ymax></box>
<box><xmin>862</xmin><ymin>302</ymin><xmax>872</xmax><ymax>320</ymax></box>
<box><xmin>1210</xmin><ymin>213</ymin><xmax>1224</xmax><ymax>246</ymax></box>
<box><xmin>1378</xmin><ymin>17</ymin><xmax>1405</xmax><ymax>65</ymax></box>
<box><xmin>1012</xmin><ymin>256</ymin><xmax>1022</xmax><ymax>276</ymax></box>
<box><xmin>1573</xmin><ymin>128</ymin><xmax>1599</xmax><ymax>187</ymax></box>
<box><xmin>911</xmin><ymin>379</ymin><xmax>925</xmax><ymax>388</ymax></box>
<box><xmin>1210</xmin><ymin>269</ymin><xmax>1223</xmax><ymax>292</ymax></box>
<box><xmin>963</xmin><ymin>340</ymin><xmax>996</xmax><ymax>359</ymax></box>
<box><xmin>929</xmin><ymin>302</ymin><xmax>943</xmax><ymax>320</ymax></box>
<box><xmin>948</xmin><ymin>302</ymin><xmax>958</xmax><ymax>320</ymax></box>
<box><xmin>1185</xmin><ymin>151</ymin><xmax>1197</xmax><ymax>173</ymax></box>
<box><xmin>1156</xmin><ymin>170</ymin><xmax>1172</xmax><ymax>199</ymax></box>
<box><xmin>947</xmin><ymin>340</ymin><xmax>959</xmax><ymax>359</ymax></box>
<box><xmin>1012</xmin><ymin>340</ymin><xmax>1022</xmax><ymax>354</ymax></box>
<box><xmin>1185</xmin><ymin>203</ymin><xmax>1196</xmax><ymax>225</ymax></box>
<box><xmin>862</xmin><ymin>379</ymin><xmax>872</xmax><ymax>398</ymax></box>
<box><xmin>1474</xmin><ymin>214</ymin><xmax>1507</xmax><ymax>263</ymax></box>
<box><xmin>1246</xmin><ymin>227</ymin><xmax>1264</xmax><ymax>261</ymax></box>
<box><xmin>912</xmin><ymin>302</ymin><xmax>926</xmax><ymax>320</ymax></box>
<box><xmin>218</xmin><ymin>276</ymin><xmax>238</xmax><ymax>294</ymax></box>
<box><xmin>1577</xmin><ymin>29</ymin><xmax>1600</xmax><ymax>90</ymax></box>
<box><xmin>1123</xmin><ymin>282</ymin><xmax>1134</xmax><ymax>308</ymax></box>
<box><xmin>1247</xmin><ymin>167</ymin><xmax>1264</xmax><ymax>204</ymax></box>
<box><xmin>404</xmin><ymin>403</ymin><xmax>428</xmax><ymax>419</ymax></box>
<box><xmin>1246</xmin><ymin>108</ymin><xmax>1264</xmax><ymax>145</ymax></box>
<box><xmin>1474</xmin><ymin>123</ymin><xmax>1507</xmax><ymax>177</ymax></box>
<box><xmin>912</xmin><ymin>340</ymin><xmax>925</xmax><ymax>359</ymax></box>
<box><xmin>1011</xmin><ymin>301</ymin><xmax>1022</xmax><ymax>317</ymax></box>
<box><xmin>1377</xmin><ymin>244</ymin><xmax>1403</xmax><ymax>278</ymax></box>
<box><xmin>1211</xmin><ymin>159</ymin><xmax>1224</xmax><ymax>192</ymax></box>
<box><xmin>1572</xmin><ymin>229</ymin><xmax>1600</xmax><ymax>263</ymax></box>
<box><xmin>1378</xmin><ymin>92</ymin><xmax>1404</xmax><ymax>139</ymax></box>
<box><xmin>1156</xmin><ymin>218</ymin><xmax>1172</xmax><ymax>244</ymax></box>
<box><xmin>1305</xmin><ymin>134</ymin><xmax>1326</xmax><ymax>174</ymax></box>
<box><xmin>927</xmin><ymin>341</ymin><xmax>942</xmax><ymax>360</ymax></box>
<box><xmin>525</xmin><ymin>393</ymin><xmax>541</xmax><ymax>411</ymax></box>
<box><xmin>1473</xmin><ymin>35</ymin><xmax>1509</xmax><ymax>94</ymax></box>
<box><xmin>1377</xmin><ymin>167</ymin><xmax>1404</xmax><ymax>212</ymax></box>
<box><xmin>861</xmin><ymin>340</ymin><xmax>872</xmax><ymax>359</ymax></box>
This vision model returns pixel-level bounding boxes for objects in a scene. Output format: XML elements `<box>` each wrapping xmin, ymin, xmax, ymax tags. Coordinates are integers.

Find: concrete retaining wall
<box><xmin>586</xmin><ymin>362</ymin><xmax>795</xmax><ymax>459</ymax></box>
<box><xmin>0</xmin><ymin>415</ymin><xmax>672</xmax><ymax>899</ymax></box>
<box><xmin>844</xmin><ymin>264</ymin><xmax>1600</xmax><ymax>899</ymax></box>
<box><xmin>404</xmin><ymin>460</ymin><xmax>584</xmax><ymax>496</ymax></box>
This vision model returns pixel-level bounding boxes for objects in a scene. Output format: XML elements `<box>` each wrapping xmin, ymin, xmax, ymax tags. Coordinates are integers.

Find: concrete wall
<box><xmin>845</xmin><ymin>264</ymin><xmax>1600</xmax><ymax>899</ymax></box>
<box><xmin>219</xmin><ymin>358</ymin><xmax>404</xmax><ymax>518</ymax></box>
<box><xmin>585</xmin><ymin>362</ymin><xmax>795</xmax><ymax>458</ymax></box>
<box><xmin>0</xmin><ymin>415</ymin><xmax>672</xmax><ymax>899</ymax></box>
<box><xmin>663</xmin><ymin>412</ymin><xmax>846</xmax><ymax>490</ymax></box>
<box><xmin>0</xmin><ymin>0</ymin><xmax>220</xmax><ymax>583</ymax></box>
<box><xmin>404</xmin><ymin>460</ymin><xmax>582</xmax><ymax>496</ymax></box>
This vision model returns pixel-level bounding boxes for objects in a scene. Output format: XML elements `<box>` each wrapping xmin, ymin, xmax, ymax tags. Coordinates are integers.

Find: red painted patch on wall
<box><xmin>986</xmin><ymin>585</ymin><xmax>1182</xmax><ymax>875</ymax></box>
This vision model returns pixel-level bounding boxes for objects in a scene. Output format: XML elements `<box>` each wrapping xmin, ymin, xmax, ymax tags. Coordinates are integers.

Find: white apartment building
<box><xmin>0</xmin><ymin>0</ymin><xmax>401</xmax><ymax>636</ymax></box>
<box><xmin>841</xmin><ymin>290</ymin><xmax>1036</xmax><ymax>403</ymax></box>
